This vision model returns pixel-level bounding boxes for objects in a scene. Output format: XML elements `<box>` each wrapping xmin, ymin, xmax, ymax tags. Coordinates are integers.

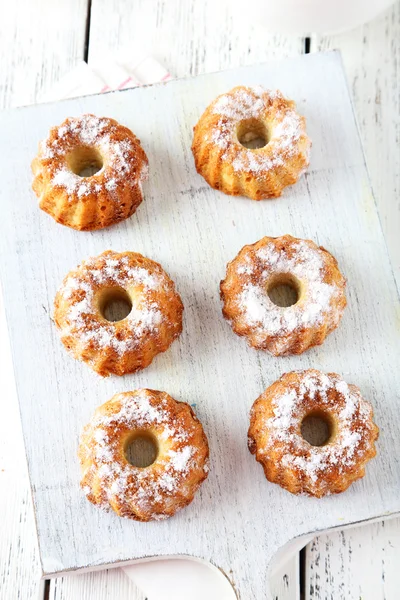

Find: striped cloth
<box><xmin>40</xmin><ymin>56</ymin><xmax>172</xmax><ymax>102</ymax></box>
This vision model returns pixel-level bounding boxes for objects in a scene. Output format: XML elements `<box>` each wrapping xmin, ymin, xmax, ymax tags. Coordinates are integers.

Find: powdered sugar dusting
<box><xmin>255</xmin><ymin>370</ymin><xmax>376</xmax><ymax>495</ymax></box>
<box><xmin>52</xmin><ymin>169</ymin><xmax>78</xmax><ymax>194</ymax></box>
<box><xmin>80</xmin><ymin>390</ymin><xmax>208</xmax><ymax>520</ymax></box>
<box><xmin>169</xmin><ymin>446</ymin><xmax>194</xmax><ymax>471</ymax></box>
<box><xmin>207</xmin><ymin>86</ymin><xmax>310</xmax><ymax>176</ymax></box>
<box><xmin>56</xmin><ymin>251</ymin><xmax>172</xmax><ymax>358</ymax></box>
<box><xmin>236</xmin><ymin>239</ymin><xmax>343</xmax><ymax>353</ymax></box>
<box><xmin>38</xmin><ymin>114</ymin><xmax>147</xmax><ymax>202</ymax></box>
<box><xmin>212</xmin><ymin>86</ymin><xmax>267</xmax><ymax>121</ymax></box>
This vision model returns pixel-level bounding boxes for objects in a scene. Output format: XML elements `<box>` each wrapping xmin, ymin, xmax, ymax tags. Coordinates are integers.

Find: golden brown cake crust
<box><xmin>220</xmin><ymin>235</ymin><xmax>347</xmax><ymax>356</ymax></box>
<box><xmin>248</xmin><ymin>370</ymin><xmax>379</xmax><ymax>498</ymax></box>
<box><xmin>79</xmin><ymin>389</ymin><xmax>209</xmax><ymax>521</ymax></box>
<box><xmin>54</xmin><ymin>250</ymin><xmax>183</xmax><ymax>376</ymax></box>
<box><xmin>192</xmin><ymin>86</ymin><xmax>311</xmax><ymax>200</ymax></box>
<box><xmin>32</xmin><ymin>114</ymin><xmax>148</xmax><ymax>230</ymax></box>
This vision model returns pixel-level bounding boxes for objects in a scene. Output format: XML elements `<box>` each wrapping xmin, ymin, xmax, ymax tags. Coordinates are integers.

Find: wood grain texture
<box><xmin>0</xmin><ymin>292</ymin><xmax>42</xmax><ymax>600</ymax></box>
<box><xmin>0</xmin><ymin>485</ymin><xmax>41</xmax><ymax>600</ymax></box>
<box><xmin>48</xmin><ymin>569</ymin><xmax>145</xmax><ymax>600</ymax></box>
<box><xmin>311</xmin><ymin>1</ymin><xmax>400</xmax><ymax>289</ymax></box>
<box><xmin>271</xmin><ymin>554</ymin><xmax>300</xmax><ymax>600</ymax></box>
<box><xmin>305</xmin><ymin>519</ymin><xmax>400</xmax><ymax>600</ymax></box>
<box><xmin>0</xmin><ymin>4</ymin><xmax>88</xmax><ymax>600</ymax></box>
<box><xmin>0</xmin><ymin>0</ymin><xmax>89</xmax><ymax>109</ymax></box>
<box><xmin>88</xmin><ymin>0</ymin><xmax>304</xmax><ymax>76</ymax></box>
<box><xmin>0</xmin><ymin>52</ymin><xmax>399</xmax><ymax>600</ymax></box>
<box><xmin>304</xmin><ymin>6</ymin><xmax>400</xmax><ymax>597</ymax></box>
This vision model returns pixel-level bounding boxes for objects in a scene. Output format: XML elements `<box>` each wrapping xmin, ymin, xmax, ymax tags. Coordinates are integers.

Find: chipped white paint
<box><xmin>311</xmin><ymin>1</ymin><xmax>400</xmax><ymax>290</ymax></box>
<box><xmin>87</xmin><ymin>0</ymin><xmax>304</xmax><ymax>76</ymax></box>
<box><xmin>0</xmin><ymin>293</ymin><xmax>42</xmax><ymax>600</ymax></box>
<box><xmin>0</xmin><ymin>2</ymin><xmax>90</xmax><ymax>600</ymax></box>
<box><xmin>0</xmin><ymin>52</ymin><xmax>399</xmax><ymax>600</ymax></box>
<box><xmin>0</xmin><ymin>0</ymin><xmax>88</xmax><ymax>109</ymax></box>
<box><xmin>305</xmin><ymin>518</ymin><xmax>400</xmax><ymax>600</ymax></box>
<box><xmin>305</xmin><ymin>4</ymin><xmax>400</xmax><ymax>597</ymax></box>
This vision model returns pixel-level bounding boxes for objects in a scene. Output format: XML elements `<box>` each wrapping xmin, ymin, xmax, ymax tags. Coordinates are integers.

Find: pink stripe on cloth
<box><xmin>40</xmin><ymin>56</ymin><xmax>173</xmax><ymax>103</ymax></box>
<box><xmin>117</xmin><ymin>76</ymin><xmax>142</xmax><ymax>90</ymax></box>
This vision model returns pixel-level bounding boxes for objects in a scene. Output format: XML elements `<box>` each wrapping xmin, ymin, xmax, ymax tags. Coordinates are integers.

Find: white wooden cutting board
<box><xmin>0</xmin><ymin>51</ymin><xmax>399</xmax><ymax>599</ymax></box>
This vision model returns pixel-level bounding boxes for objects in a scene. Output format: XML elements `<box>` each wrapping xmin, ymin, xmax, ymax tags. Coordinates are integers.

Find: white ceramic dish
<box><xmin>242</xmin><ymin>0</ymin><xmax>395</xmax><ymax>33</ymax></box>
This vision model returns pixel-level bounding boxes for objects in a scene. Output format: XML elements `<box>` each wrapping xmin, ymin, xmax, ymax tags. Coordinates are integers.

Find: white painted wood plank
<box><xmin>0</xmin><ymin>291</ymin><xmax>42</xmax><ymax>600</ymax></box>
<box><xmin>305</xmin><ymin>5</ymin><xmax>400</xmax><ymax>598</ymax></box>
<box><xmin>0</xmin><ymin>0</ymin><xmax>89</xmax><ymax>109</ymax></box>
<box><xmin>0</xmin><ymin>486</ymin><xmax>41</xmax><ymax>600</ymax></box>
<box><xmin>271</xmin><ymin>554</ymin><xmax>300</xmax><ymax>600</ymax></box>
<box><xmin>305</xmin><ymin>519</ymin><xmax>400</xmax><ymax>600</ymax></box>
<box><xmin>310</xmin><ymin>1</ymin><xmax>400</xmax><ymax>288</ymax></box>
<box><xmin>0</xmin><ymin>3</ymin><xmax>104</xmax><ymax>600</ymax></box>
<box><xmin>1</xmin><ymin>52</ymin><xmax>399</xmax><ymax>600</ymax></box>
<box><xmin>88</xmin><ymin>0</ymin><xmax>305</xmax><ymax>76</ymax></box>
<box><xmin>47</xmin><ymin>569</ymin><xmax>145</xmax><ymax>600</ymax></box>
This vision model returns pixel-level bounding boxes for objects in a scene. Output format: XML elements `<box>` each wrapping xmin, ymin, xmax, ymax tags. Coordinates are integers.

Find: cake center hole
<box><xmin>237</xmin><ymin>118</ymin><xmax>270</xmax><ymax>149</ymax></box>
<box><xmin>301</xmin><ymin>413</ymin><xmax>333</xmax><ymax>447</ymax></box>
<box><xmin>99</xmin><ymin>288</ymin><xmax>132</xmax><ymax>322</ymax></box>
<box><xmin>125</xmin><ymin>434</ymin><xmax>158</xmax><ymax>468</ymax></box>
<box><xmin>267</xmin><ymin>275</ymin><xmax>300</xmax><ymax>307</ymax></box>
<box><xmin>67</xmin><ymin>146</ymin><xmax>104</xmax><ymax>177</ymax></box>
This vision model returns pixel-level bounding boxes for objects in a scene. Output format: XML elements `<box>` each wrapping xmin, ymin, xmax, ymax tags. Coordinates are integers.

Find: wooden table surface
<box><xmin>0</xmin><ymin>1</ymin><xmax>399</xmax><ymax>598</ymax></box>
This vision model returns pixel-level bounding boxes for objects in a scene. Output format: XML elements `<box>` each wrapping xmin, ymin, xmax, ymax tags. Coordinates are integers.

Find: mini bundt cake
<box><xmin>192</xmin><ymin>86</ymin><xmax>311</xmax><ymax>200</ymax></box>
<box><xmin>248</xmin><ymin>370</ymin><xmax>379</xmax><ymax>497</ymax></box>
<box><xmin>32</xmin><ymin>114</ymin><xmax>148</xmax><ymax>230</ymax></box>
<box><xmin>220</xmin><ymin>235</ymin><xmax>346</xmax><ymax>355</ymax></box>
<box><xmin>54</xmin><ymin>250</ymin><xmax>183</xmax><ymax>376</ymax></box>
<box><xmin>79</xmin><ymin>389</ymin><xmax>209</xmax><ymax>520</ymax></box>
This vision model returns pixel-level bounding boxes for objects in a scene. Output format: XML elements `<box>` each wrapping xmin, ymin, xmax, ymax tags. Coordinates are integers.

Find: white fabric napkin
<box><xmin>40</xmin><ymin>55</ymin><xmax>173</xmax><ymax>102</ymax></box>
